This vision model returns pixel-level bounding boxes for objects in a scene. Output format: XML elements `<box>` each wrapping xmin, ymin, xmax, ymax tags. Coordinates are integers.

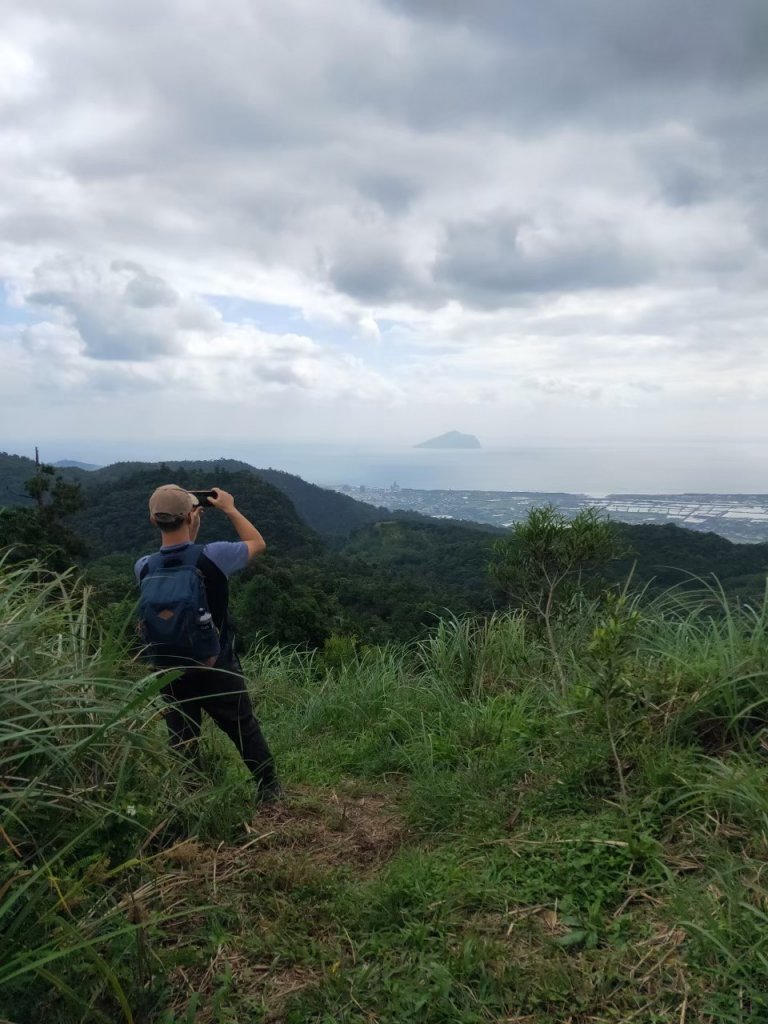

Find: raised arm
<box><xmin>207</xmin><ymin>488</ymin><xmax>266</xmax><ymax>561</ymax></box>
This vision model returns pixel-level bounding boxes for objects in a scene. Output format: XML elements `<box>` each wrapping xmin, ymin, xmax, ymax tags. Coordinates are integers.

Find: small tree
<box><xmin>489</xmin><ymin>506</ymin><xmax>625</xmax><ymax>691</ymax></box>
<box><xmin>585</xmin><ymin>589</ymin><xmax>642</xmax><ymax>810</ymax></box>
<box><xmin>0</xmin><ymin>449</ymin><xmax>86</xmax><ymax>571</ymax></box>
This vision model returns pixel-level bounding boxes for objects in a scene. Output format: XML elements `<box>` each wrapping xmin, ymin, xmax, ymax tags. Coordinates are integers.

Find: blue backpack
<box><xmin>138</xmin><ymin>545</ymin><xmax>221</xmax><ymax>668</ymax></box>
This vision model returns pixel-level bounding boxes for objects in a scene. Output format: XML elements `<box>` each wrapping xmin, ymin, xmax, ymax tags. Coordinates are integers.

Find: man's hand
<box><xmin>208</xmin><ymin>488</ymin><xmax>236</xmax><ymax>514</ymax></box>
<box><xmin>207</xmin><ymin>487</ymin><xmax>266</xmax><ymax>560</ymax></box>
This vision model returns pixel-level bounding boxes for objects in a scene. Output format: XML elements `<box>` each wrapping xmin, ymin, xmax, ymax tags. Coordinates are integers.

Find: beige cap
<box><xmin>148</xmin><ymin>484</ymin><xmax>198</xmax><ymax>520</ymax></box>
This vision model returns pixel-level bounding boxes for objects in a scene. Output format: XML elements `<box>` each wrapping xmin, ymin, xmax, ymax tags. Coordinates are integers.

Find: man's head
<box><xmin>148</xmin><ymin>484</ymin><xmax>200</xmax><ymax>533</ymax></box>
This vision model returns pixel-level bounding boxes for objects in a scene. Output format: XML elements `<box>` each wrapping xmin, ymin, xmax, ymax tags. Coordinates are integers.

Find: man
<box><xmin>135</xmin><ymin>484</ymin><xmax>281</xmax><ymax>803</ymax></box>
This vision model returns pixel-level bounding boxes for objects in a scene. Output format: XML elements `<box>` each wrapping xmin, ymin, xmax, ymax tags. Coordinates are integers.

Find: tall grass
<box><xmin>4</xmin><ymin>557</ymin><xmax>768</xmax><ymax>1021</ymax></box>
<box><xmin>0</xmin><ymin>559</ymin><xmax>252</xmax><ymax>1023</ymax></box>
<box><xmin>248</xmin><ymin>581</ymin><xmax>768</xmax><ymax>1019</ymax></box>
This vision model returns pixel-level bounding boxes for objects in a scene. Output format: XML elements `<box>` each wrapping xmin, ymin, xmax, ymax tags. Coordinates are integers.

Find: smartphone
<box><xmin>189</xmin><ymin>489</ymin><xmax>217</xmax><ymax>508</ymax></box>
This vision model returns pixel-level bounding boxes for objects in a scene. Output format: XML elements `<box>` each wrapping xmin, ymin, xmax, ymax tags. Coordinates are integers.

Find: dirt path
<box><xmin>133</xmin><ymin>783</ymin><xmax>407</xmax><ymax>1022</ymax></box>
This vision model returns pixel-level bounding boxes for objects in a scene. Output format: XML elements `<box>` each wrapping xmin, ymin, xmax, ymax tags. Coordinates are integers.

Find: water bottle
<box><xmin>196</xmin><ymin>608</ymin><xmax>219</xmax><ymax>666</ymax></box>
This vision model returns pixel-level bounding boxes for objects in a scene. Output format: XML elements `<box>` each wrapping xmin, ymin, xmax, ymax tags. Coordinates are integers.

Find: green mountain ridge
<box><xmin>0</xmin><ymin>453</ymin><xmax>390</xmax><ymax>537</ymax></box>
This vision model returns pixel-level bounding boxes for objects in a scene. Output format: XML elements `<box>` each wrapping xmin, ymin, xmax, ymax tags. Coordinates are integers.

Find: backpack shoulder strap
<box><xmin>195</xmin><ymin>550</ymin><xmax>229</xmax><ymax>637</ymax></box>
<box><xmin>174</xmin><ymin>543</ymin><xmax>205</xmax><ymax>567</ymax></box>
<box><xmin>139</xmin><ymin>551</ymin><xmax>164</xmax><ymax>581</ymax></box>
<box><xmin>139</xmin><ymin>544</ymin><xmax>207</xmax><ymax>584</ymax></box>
<box><xmin>196</xmin><ymin>549</ymin><xmax>225</xmax><ymax>581</ymax></box>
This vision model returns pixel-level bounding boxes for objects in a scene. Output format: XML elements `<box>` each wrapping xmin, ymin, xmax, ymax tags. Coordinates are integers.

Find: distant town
<box><xmin>333</xmin><ymin>484</ymin><xmax>768</xmax><ymax>544</ymax></box>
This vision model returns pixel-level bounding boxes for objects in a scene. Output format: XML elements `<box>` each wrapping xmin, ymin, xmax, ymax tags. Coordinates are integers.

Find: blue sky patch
<box><xmin>205</xmin><ymin>295</ymin><xmax>305</xmax><ymax>334</ymax></box>
<box><xmin>0</xmin><ymin>283</ymin><xmax>38</xmax><ymax>326</ymax></box>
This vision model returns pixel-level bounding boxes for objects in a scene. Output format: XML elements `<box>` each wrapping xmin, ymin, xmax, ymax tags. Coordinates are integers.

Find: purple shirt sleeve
<box><xmin>201</xmin><ymin>541</ymin><xmax>250</xmax><ymax>577</ymax></box>
<box><xmin>134</xmin><ymin>556</ymin><xmax>149</xmax><ymax>584</ymax></box>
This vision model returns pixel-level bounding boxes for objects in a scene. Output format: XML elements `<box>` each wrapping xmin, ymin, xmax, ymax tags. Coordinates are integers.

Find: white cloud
<box><xmin>0</xmin><ymin>0</ymin><xmax>766</xmax><ymax>452</ymax></box>
<box><xmin>357</xmin><ymin>316</ymin><xmax>381</xmax><ymax>343</ymax></box>
<box><xmin>1</xmin><ymin>259</ymin><xmax>399</xmax><ymax>418</ymax></box>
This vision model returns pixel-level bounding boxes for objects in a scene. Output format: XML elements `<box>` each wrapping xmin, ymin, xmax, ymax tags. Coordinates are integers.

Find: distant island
<box><xmin>415</xmin><ymin>431</ymin><xmax>481</xmax><ymax>450</ymax></box>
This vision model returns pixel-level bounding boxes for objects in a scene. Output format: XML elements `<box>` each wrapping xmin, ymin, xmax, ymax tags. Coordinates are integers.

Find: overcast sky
<box><xmin>1</xmin><ymin>0</ymin><xmax>767</xmax><ymax>458</ymax></box>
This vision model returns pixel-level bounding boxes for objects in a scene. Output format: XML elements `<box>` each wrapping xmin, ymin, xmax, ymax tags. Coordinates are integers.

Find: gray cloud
<box><xmin>355</xmin><ymin>172</ymin><xmax>419</xmax><ymax>215</ymax></box>
<box><xmin>327</xmin><ymin>239</ymin><xmax>416</xmax><ymax>303</ymax></box>
<box><xmin>384</xmin><ymin>1</ymin><xmax>767</xmax><ymax>90</ymax></box>
<box><xmin>433</xmin><ymin>214</ymin><xmax>653</xmax><ymax>306</ymax></box>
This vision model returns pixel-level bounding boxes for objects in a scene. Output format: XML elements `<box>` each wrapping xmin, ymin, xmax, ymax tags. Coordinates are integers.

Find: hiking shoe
<box><xmin>257</xmin><ymin>780</ymin><xmax>284</xmax><ymax>806</ymax></box>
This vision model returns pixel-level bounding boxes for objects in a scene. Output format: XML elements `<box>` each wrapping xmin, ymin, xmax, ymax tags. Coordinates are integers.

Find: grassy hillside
<box><xmin>3</xmin><ymin>561</ymin><xmax>768</xmax><ymax>1023</ymax></box>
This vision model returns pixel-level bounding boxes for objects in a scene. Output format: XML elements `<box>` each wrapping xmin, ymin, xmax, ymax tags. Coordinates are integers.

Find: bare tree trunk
<box><xmin>33</xmin><ymin>446</ymin><xmax>44</xmax><ymax>511</ymax></box>
<box><xmin>605</xmin><ymin>697</ymin><xmax>628</xmax><ymax>810</ymax></box>
<box><xmin>544</xmin><ymin>584</ymin><xmax>567</xmax><ymax>695</ymax></box>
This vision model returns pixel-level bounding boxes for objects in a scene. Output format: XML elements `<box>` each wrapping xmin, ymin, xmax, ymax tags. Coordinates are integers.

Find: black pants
<box><xmin>161</xmin><ymin>654</ymin><xmax>278</xmax><ymax>792</ymax></box>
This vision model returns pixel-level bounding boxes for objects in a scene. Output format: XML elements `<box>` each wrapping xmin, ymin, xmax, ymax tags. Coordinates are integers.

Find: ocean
<box><xmin>23</xmin><ymin>439</ymin><xmax>768</xmax><ymax>496</ymax></box>
<box><xmin>240</xmin><ymin>441</ymin><xmax>768</xmax><ymax>496</ymax></box>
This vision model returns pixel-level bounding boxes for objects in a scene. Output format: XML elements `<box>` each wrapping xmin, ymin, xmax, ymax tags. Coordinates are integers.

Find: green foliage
<box><xmin>0</xmin><ymin>451</ymin><xmax>89</xmax><ymax>504</ymax></box>
<box><xmin>229</xmin><ymin>552</ymin><xmax>475</xmax><ymax>649</ymax></box>
<box><xmin>4</xmin><ymin>453</ymin><xmax>768</xmax><ymax>656</ymax></box>
<box><xmin>319</xmin><ymin>633</ymin><xmax>359</xmax><ymax>674</ymax></box>
<box><xmin>673</xmin><ymin>863</ymin><xmax>768</xmax><ymax>1022</ymax></box>
<box><xmin>14</xmin><ymin>463</ymin><xmax>493</xmax><ymax>648</ymax></box>
<box><xmin>490</xmin><ymin>506</ymin><xmax>626</xmax><ymax>691</ymax></box>
<box><xmin>0</xmin><ymin>560</ymin><xmax>253</xmax><ymax>1024</ymax></box>
<box><xmin>490</xmin><ymin>505</ymin><xmax>624</xmax><ymax>616</ymax></box>
<box><xmin>415</xmin><ymin>610</ymin><xmax>535</xmax><ymax>699</ymax></box>
<box><xmin>252</xmin><ymin>466</ymin><xmax>388</xmax><ymax>535</ymax></box>
<box><xmin>582</xmin><ymin>590</ymin><xmax>644</xmax><ymax>807</ymax></box>
<box><xmin>610</xmin><ymin>521</ymin><xmax>768</xmax><ymax>601</ymax></box>
<box><xmin>0</xmin><ymin>459</ymin><xmax>86</xmax><ymax>570</ymax></box>
<box><xmin>66</xmin><ymin>457</ymin><xmax>388</xmax><ymax>537</ymax></box>
<box><xmin>69</xmin><ymin>466</ymin><xmax>321</xmax><ymax>561</ymax></box>
<box><xmin>339</xmin><ymin>518</ymin><xmax>502</xmax><ymax>609</ymax></box>
<box><xmin>233</xmin><ymin>557</ymin><xmax>333</xmax><ymax>647</ymax></box>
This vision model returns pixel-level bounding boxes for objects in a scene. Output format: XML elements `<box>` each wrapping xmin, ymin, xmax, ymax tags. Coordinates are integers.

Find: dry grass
<box><xmin>125</xmin><ymin>782</ymin><xmax>406</xmax><ymax>1022</ymax></box>
<box><xmin>252</xmin><ymin>784</ymin><xmax>407</xmax><ymax>870</ymax></box>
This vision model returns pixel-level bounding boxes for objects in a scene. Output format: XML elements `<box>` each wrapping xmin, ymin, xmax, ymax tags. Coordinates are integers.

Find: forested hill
<box><xmin>87</xmin><ymin>458</ymin><xmax>391</xmax><ymax>535</ymax></box>
<box><xmin>341</xmin><ymin>518</ymin><xmax>768</xmax><ymax>604</ymax></box>
<box><xmin>0</xmin><ymin>451</ymin><xmax>90</xmax><ymax>500</ymax></box>
<box><xmin>69</xmin><ymin>467</ymin><xmax>322</xmax><ymax>560</ymax></box>
<box><xmin>246</xmin><ymin>467</ymin><xmax>386</xmax><ymax>535</ymax></box>
<box><xmin>611</xmin><ymin>522</ymin><xmax>768</xmax><ymax>593</ymax></box>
